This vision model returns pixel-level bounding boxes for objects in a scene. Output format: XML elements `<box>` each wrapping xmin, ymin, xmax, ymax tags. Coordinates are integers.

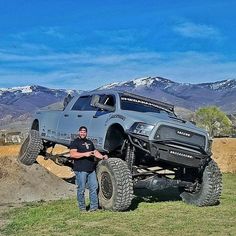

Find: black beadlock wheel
<box><xmin>18</xmin><ymin>130</ymin><xmax>43</xmax><ymax>166</ymax></box>
<box><xmin>180</xmin><ymin>159</ymin><xmax>222</xmax><ymax>207</ymax></box>
<box><xmin>101</xmin><ymin>172</ymin><xmax>113</xmax><ymax>199</ymax></box>
<box><xmin>96</xmin><ymin>158</ymin><xmax>134</xmax><ymax>211</ymax></box>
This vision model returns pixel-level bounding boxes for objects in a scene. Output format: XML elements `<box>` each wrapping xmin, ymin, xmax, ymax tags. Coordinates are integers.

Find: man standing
<box><xmin>70</xmin><ymin>126</ymin><xmax>108</xmax><ymax>212</ymax></box>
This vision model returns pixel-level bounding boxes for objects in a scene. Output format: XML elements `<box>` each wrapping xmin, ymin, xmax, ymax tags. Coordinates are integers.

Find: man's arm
<box><xmin>70</xmin><ymin>149</ymin><xmax>108</xmax><ymax>160</ymax></box>
<box><xmin>93</xmin><ymin>150</ymin><xmax>108</xmax><ymax>160</ymax></box>
<box><xmin>88</xmin><ymin>141</ymin><xmax>108</xmax><ymax>160</ymax></box>
<box><xmin>70</xmin><ymin>149</ymin><xmax>94</xmax><ymax>159</ymax></box>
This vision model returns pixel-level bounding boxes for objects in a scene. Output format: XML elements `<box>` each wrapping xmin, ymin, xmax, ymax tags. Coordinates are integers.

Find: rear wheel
<box><xmin>18</xmin><ymin>130</ymin><xmax>43</xmax><ymax>165</ymax></box>
<box><xmin>180</xmin><ymin>159</ymin><xmax>222</xmax><ymax>206</ymax></box>
<box><xmin>96</xmin><ymin>158</ymin><xmax>133</xmax><ymax>211</ymax></box>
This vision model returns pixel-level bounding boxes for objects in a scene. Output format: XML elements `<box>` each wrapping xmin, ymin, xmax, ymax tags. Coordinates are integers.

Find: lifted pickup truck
<box><xmin>19</xmin><ymin>90</ymin><xmax>222</xmax><ymax>211</ymax></box>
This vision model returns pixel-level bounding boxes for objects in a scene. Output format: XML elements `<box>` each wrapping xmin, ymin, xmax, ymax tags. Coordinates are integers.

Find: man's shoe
<box><xmin>89</xmin><ymin>208</ymin><xmax>98</xmax><ymax>212</ymax></box>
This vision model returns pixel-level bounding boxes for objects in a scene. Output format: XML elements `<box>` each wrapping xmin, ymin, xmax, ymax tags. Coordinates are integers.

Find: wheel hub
<box><xmin>101</xmin><ymin>172</ymin><xmax>113</xmax><ymax>199</ymax></box>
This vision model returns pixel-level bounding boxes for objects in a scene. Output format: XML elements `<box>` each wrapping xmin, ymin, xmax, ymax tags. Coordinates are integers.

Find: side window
<box><xmin>71</xmin><ymin>96</ymin><xmax>97</xmax><ymax>111</ymax></box>
<box><xmin>100</xmin><ymin>95</ymin><xmax>116</xmax><ymax>107</ymax></box>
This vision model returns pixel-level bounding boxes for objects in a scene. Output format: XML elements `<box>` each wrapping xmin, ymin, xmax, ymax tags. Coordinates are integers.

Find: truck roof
<box><xmin>79</xmin><ymin>89</ymin><xmax>175</xmax><ymax>113</ymax></box>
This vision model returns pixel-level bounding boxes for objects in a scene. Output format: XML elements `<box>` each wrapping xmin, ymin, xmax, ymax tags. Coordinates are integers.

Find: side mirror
<box><xmin>90</xmin><ymin>94</ymin><xmax>115</xmax><ymax>112</ymax></box>
<box><xmin>190</xmin><ymin>120</ymin><xmax>196</xmax><ymax>125</ymax></box>
<box><xmin>90</xmin><ymin>94</ymin><xmax>100</xmax><ymax>107</ymax></box>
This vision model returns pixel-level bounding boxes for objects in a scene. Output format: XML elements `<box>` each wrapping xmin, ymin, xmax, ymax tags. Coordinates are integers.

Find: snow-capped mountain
<box><xmin>98</xmin><ymin>77</ymin><xmax>236</xmax><ymax>113</ymax></box>
<box><xmin>0</xmin><ymin>77</ymin><xmax>236</xmax><ymax>129</ymax></box>
<box><xmin>0</xmin><ymin>85</ymin><xmax>81</xmax><ymax>125</ymax></box>
<box><xmin>99</xmin><ymin>76</ymin><xmax>236</xmax><ymax>91</ymax></box>
<box><xmin>99</xmin><ymin>77</ymin><xmax>175</xmax><ymax>90</ymax></box>
<box><xmin>198</xmin><ymin>79</ymin><xmax>236</xmax><ymax>90</ymax></box>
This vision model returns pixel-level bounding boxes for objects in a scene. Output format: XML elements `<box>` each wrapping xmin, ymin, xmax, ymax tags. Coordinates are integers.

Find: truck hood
<box><xmin>121</xmin><ymin>110</ymin><xmax>207</xmax><ymax>135</ymax></box>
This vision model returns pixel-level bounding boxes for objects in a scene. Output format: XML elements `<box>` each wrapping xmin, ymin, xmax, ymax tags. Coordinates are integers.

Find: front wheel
<box><xmin>96</xmin><ymin>158</ymin><xmax>133</xmax><ymax>211</ymax></box>
<box><xmin>180</xmin><ymin>159</ymin><xmax>222</xmax><ymax>206</ymax></box>
<box><xmin>18</xmin><ymin>130</ymin><xmax>43</xmax><ymax>165</ymax></box>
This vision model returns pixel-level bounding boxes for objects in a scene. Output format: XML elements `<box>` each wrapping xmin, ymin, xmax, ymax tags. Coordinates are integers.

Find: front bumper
<box><xmin>127</xmin><ymin>132</ymin><xmax>210</xmax><ymax>168</ymax></box>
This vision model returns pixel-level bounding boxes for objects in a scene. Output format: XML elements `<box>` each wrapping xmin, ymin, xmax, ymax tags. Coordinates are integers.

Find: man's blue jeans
<box><xmin>75</xmin><ymin>171</ymin><xmax>98</xmax><ymax>210</ymax></box>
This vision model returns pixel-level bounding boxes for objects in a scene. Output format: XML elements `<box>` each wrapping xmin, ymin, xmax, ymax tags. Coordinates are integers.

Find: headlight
<box><xmin>129</xmin><ymin>122</ymin><xmax>154</xmax><ymax>136</ymax></box>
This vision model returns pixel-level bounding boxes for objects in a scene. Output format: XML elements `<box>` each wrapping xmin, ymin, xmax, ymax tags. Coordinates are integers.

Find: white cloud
<box><xmin>173</xmin><ymin>22</ymin><xmax>221</xmax><ymax>39</ymax></box>
<box><xmin>154</xmin><ymin>53</ymin><xmax>236</xmax><ymax>84</ymax></box>
<box><xmin>40</xmin><ymin>27</ymin><xmax>65</xmax><ymax>39</ymax></box>
<box><xmin>94</xmin><ymin>29</ymin><xmax>149</xmax><ymax>44</ymax></box>
<box><xmin>11</xmin><ymin>27</ymin><xmax>66</xmax><ymax>40</ymax></box>
<box><xmin>0</xmin><ymin>47</ymin><xmax>235</xmax><ymax>90</ymax></box>
<box><xmin>0</xmin><ymin>49</ymin><xmax>162</xmax><ymax>65</ymax></box>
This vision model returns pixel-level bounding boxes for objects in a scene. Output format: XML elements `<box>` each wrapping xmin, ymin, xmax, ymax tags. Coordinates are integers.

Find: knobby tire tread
<box><xmin>108</xmin><ymin>158</ymin><xmax>133</xmax><ymax>211</ymax></box>
<box><xmin>180</xmin><ymin>159</ymin><xmax>222</xmax><ymax>207</ymax></box>
<box><xmin>18</xmin><ymin>130</ymin><xmax>42</xmax><ymax>165</ymax></box>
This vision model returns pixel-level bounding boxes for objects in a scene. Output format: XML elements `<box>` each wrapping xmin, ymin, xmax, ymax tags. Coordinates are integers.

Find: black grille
<box><xmin>155</xmin><ymin>125</ymin><xmax>206</xmax><ymax>148</ymax></box>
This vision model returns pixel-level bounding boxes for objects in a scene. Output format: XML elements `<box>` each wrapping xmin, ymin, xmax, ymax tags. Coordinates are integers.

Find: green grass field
<box><xmin>1</xmin><ymin>174</ymin><xmax>235</xmax><ymax>236</ymax></box>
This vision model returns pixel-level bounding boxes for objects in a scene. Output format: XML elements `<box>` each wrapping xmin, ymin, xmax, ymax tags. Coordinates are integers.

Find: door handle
<box><xmin>77</xmin><ymin>115</ymin><xmax>82</xmax><ymax>117</ymax></box>
<box><xmin>64</xmin><ymin>114</ymin><xmax>69</xmax><ymax>117</ymax></box>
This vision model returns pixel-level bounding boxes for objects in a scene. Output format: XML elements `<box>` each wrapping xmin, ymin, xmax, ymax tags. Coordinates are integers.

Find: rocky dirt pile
<box><xmin>0</xmin><ymin>156</ymin><xmax>76</xmax><ymax>205</ymax></box>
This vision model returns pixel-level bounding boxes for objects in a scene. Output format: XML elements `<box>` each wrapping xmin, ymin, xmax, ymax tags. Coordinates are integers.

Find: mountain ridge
<box><xmin>98</xmin><ymin>77</ymin><xmax>236</xmax><ymax>112</ymax></box>
<box><xmin>0</xmin><ymin>85</ymin><xmax>80</xmax><ymax>126</ymax></box>
<box><xmin>0</xmin><ymin>77</ymin><xmax>235</xmax><ymax>129</ymax></box>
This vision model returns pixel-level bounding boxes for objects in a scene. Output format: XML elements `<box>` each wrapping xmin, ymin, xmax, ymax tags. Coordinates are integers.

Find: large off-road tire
<box><xmin>96</xmin><ymin>158</ymin><xmax>134</xmax><ymax>211</ymax></box>
<box><xmin>180</xmin><ymin>159</ymin><xmax>222</xmax><ymax>206</ymax></box>
<box><xmin>18</xmin><ymin>130</ymin><xmax>43</xmax><ymax>166</ymax></box>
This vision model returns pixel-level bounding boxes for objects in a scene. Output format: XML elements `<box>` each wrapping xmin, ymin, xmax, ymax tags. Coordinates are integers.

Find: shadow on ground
<box><xmin>62</xmin><ymin>178</ymin><xmax>182</xmax><ymax>211</ymax></box>
<box><xmin>63</xmin><ymin>176</ymin><xmax>76</xmax><ymax>184</ymax></box>
<box><xmin>130</xmin><ymin>187</ymin><xmax>181</xmax><ymax>210</ymax></box>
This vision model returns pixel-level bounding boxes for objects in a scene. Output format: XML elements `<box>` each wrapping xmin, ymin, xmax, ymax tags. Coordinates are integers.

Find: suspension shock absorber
<box><xmin>125</xmin><ymin>140</ymin><xmax>135</xmax><ymax>172</ymax></box>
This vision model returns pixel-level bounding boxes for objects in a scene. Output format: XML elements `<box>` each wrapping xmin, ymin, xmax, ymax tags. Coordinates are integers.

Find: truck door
<box><xmin>56</xmin><ymin>95</ymin><xmax>97</xmax><ymax>146</ymax></box>
<box><xmin>89</xmin><ymin>94</ymin><xmax>116</xmax><ymax>151</ymax></box>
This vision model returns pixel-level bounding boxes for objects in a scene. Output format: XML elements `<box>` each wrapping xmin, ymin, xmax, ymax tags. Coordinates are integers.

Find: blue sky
<box><xmin>0</xmin><ymin>0</ymin><xmax>235</xmax><ymax>90</ymax></box>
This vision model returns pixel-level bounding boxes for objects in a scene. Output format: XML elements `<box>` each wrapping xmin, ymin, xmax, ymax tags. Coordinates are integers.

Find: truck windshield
<box><xmin>120</xmin><ymin>96</ymin><xmax>175</xmax><ymax>116</ymax></box>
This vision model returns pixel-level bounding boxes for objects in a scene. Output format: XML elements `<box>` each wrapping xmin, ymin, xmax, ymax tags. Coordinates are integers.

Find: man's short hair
<box><xmin>79</xmin><ymin>126</ymin><xmax>87</xmax><ymax>132</ymax></box>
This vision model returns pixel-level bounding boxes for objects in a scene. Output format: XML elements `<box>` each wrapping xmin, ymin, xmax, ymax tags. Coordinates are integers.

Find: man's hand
<box><xmin>93</xmin><ymin>150</ymin><xmax>109</xmax><ymax>160</ymax></box>
<box><xmin>85</xmin><ymin>151</ymin><xmax>95</xmax><ymax>157</ymax></box>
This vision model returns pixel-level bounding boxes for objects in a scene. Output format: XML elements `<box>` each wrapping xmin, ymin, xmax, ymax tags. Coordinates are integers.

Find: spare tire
<box><xmin>18</xmin><ymin>130</ymin><xmax>43</xmax><ymax>165</ymax></box>
<box><xmin>180</xmin><ymin>159</ymin><xmax>222</xmax><ymax>206</ymax></box>
<box><xmin>96</xmin><ymin>158</ymin><xmax>133</xmax><ymax>211</ymax></box>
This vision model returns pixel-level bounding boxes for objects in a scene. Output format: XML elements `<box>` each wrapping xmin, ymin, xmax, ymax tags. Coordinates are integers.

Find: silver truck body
<box><xmin>20</xmin><ymin>90</ymin><xmax>222</xmax><ymax>209</ymax></box>
<box><xmin>33</xmin><ymin>90</ymin><xmax>209</xmax><ymax>168</ymax></box>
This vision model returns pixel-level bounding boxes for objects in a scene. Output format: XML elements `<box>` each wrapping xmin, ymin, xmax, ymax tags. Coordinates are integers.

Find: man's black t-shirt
<box><xmin>70</xmin><ymin>138</ymin><xmax>95</xmax><ymax>172</ymax></box>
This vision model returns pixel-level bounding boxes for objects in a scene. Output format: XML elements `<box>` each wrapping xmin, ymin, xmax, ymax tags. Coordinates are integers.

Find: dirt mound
<box><xmin>35</xmin><ymin>145</ymin><xmax>75</xmax><ymax>179</ymax></box>
<box><xmin>212</xmin><ymin>138</ymin><xmax>236</xmax><ymax>173</ymax></box>
<box><xmin>0</xmin><ymin>156</ymin><xmax>76</xmax><ymax>205</ymax></box>
<box><xmin>36</xmin><ymin>156</ymin><xmax>75</xmax><ymax>179</ymax></box>
<box><xmin>0</xmin><ymin>145</ymin><xmax>74</xmax><ymax>179</ymax></box>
